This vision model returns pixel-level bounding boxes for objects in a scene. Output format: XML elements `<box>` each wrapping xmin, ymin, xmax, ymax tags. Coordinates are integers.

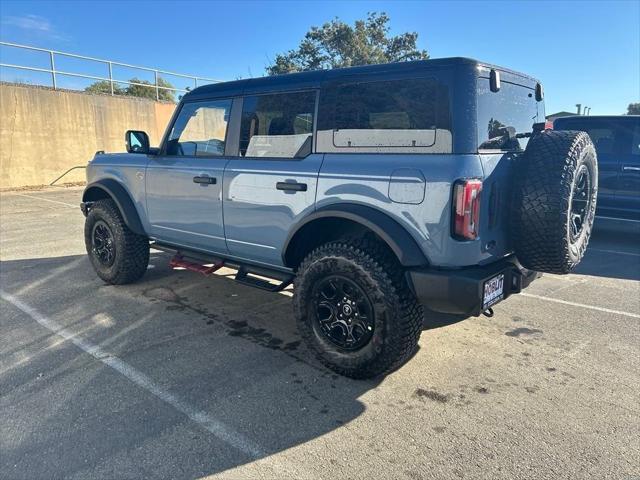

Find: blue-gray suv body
<box><xmin>81</xmin><ymin>58</ymin><xmax>598</xmax><ymax>378</ymax></box>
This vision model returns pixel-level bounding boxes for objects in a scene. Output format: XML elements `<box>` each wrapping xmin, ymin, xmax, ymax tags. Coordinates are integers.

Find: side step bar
<box><xmin>167</xmin><ymin>251</ymin><xmax>293</xmax><ymax>293</ymax></box>
<box><xmin>235</xmin><ymin>266</ymin><xmax>293</xmax><ymax>292</ymax></box>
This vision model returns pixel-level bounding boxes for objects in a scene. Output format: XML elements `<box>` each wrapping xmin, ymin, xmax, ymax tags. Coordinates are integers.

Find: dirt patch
<box><xmin>414</xmin><ymin>388</ymin><xmax>449</xmax><ymax>403</ymax></box>
<box><xmin>505</xmin><ymin>327</ymin><xmax>543</xmax><ymax>337</ymax></box>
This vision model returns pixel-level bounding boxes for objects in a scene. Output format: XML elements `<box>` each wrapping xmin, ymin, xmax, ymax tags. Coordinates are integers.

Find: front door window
<box><xmin>166</xmin><ymin>99</ymin><xmax>232</xmax><ymax>157</ymax></box>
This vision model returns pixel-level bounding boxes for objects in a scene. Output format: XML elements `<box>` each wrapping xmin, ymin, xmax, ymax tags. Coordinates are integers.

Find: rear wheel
<box><xmin>512</xmin><ymin>130</ymin><xmax>598</xmax><ymax>274</ymax></box>
<box><xmin>293</xmin><ymin>237</ymin><xmax>423</xmax><ymax>379</ymax></box>
<box><xmin>84</xmin><ymin>199</ymin><xmax>149</xmax><ymax>284</ymax></box>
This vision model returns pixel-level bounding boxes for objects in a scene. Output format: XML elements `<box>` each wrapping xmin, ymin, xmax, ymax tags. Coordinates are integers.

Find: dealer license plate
<box><xmin>483</xmin><ymin>273</ymin><xmax>505</xmax><ymax>309</ymax></box>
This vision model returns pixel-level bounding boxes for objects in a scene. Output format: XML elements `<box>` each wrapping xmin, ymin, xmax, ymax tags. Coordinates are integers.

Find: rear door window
<box><xmin>239</xmin><ymin>91</ymin><xmax>316</xmax><ymax>158</ymax></box>
<box><xmin>317</xmin><ymin>78</ymin><xmax>452</xmax><ymax>153</ymax></box>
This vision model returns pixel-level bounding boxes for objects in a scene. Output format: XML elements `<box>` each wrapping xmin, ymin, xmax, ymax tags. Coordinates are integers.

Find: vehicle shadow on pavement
<box><xmin>575</xmin><ymin>224</ymin><xmax>640</xmax><ymax>281</ymax></box>
<box><xmin>422</xmin><ymin>311</ymin><xmax>468</xmax><ymax>330</ymax></box>
<box><xmin>1</xmin><ymin>253</ymin><xmax>385</xmax><ymax>479</ymax></box>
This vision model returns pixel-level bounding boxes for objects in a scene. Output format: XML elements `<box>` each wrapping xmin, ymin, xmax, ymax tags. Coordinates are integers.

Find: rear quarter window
<box><xmin>317</xmin><ymin>77</ymin><xmax>452</xmax><ymax>154</ymax></box>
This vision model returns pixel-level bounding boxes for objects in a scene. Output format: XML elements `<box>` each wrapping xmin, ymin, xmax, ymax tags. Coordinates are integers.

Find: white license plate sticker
<box><xmin>483</xmin><ymin>274</ymin><xmax>504</xmax><ymax>309</ymax></box>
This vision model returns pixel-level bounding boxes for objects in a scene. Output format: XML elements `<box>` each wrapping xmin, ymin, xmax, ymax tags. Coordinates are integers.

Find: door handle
<box><xmin>622</xmin><ymin>166</ymin><xmax>640</xmax><ymax>172</ymax></box>
<box><xmin>193</xmin><ymin>175</ymin><xmax>217</xmax><ymax>185</ymax></box>
<box><xmin>276</xmin><ymin>182</ymin><xmax>307</xmax><ymax>192</ymax></box>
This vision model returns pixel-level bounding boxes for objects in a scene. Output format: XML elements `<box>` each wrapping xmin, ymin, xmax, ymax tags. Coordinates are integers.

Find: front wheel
<box><xmin>293</xmin><ymin>238</ymin><xmax>424</xmax><ymax>379</ymax></box>
<box><xmin>84</xmin><ymin>199</ymin><xmax>149</xmax><ymax>284</ymax></box>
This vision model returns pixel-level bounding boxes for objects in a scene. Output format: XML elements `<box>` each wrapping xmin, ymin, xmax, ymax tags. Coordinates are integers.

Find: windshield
<box><xmin>477</xmin><ymin>78</ymin><xmax>544</xmax><ymax>152</ymax></box>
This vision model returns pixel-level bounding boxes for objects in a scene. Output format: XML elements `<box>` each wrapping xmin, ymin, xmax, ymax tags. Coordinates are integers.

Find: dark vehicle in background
<box><xmin>554</xmin><ymin>115</ymin><xmax>640</xmax><ymax>222</ymax></box>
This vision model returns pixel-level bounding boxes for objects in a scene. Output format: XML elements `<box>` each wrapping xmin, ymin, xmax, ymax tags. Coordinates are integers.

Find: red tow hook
<box><xmin>169</xmin><ymin>254</ymin><xmax>224</xmax><ymax>276</ymax></box>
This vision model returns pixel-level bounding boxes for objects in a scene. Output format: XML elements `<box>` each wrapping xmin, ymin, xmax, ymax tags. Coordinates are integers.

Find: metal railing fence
<box><xmin>0</xmin><ymin>41</ymin><xmax>221</xmax><ymax>101</ymax></box>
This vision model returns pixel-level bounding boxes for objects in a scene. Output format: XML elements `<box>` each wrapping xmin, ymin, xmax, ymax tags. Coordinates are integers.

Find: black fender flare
<box><xmin>82</xmin><ymin>179</ymin><xmax>146</xmax><ymax>236</ymax></box>
<box><xmin>283</xmin><ymin>203</ymin><xmax>429</xmax><ymax>267</ymax></box>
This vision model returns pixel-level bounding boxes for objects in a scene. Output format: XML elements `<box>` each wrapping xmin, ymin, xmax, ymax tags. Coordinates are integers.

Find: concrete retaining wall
<box><xmin>0</xmin><ymin>84</ymin><xmax>176</xmax><ymax>189</ymax></box>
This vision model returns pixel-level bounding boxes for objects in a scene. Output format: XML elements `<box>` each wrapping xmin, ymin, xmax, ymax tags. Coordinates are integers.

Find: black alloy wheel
<box><xmin>312</xmin><ymin>275</ymin><xmax>375</xmax><ymax>351</ymax></box>
<box><xmin>92</xmin><ymin>220</ymin><xmax>116</xmax><ymax>267</ymax></box>
<box><xmin>569</xmin><ymin>164</ymin><xmax>594</xmax><ymax>243</ymax></box>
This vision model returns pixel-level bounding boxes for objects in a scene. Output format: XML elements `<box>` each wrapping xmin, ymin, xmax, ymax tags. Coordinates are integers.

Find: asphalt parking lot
<box><xmin>1</xmin><ymin>186</ymin><xmax>639</xmax><ymax>480</ymax></box>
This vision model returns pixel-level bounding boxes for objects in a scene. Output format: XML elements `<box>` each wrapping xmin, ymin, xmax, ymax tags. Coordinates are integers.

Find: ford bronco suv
<box><xmin>81</xmin><ymin>58</ymin><xmax>598</xmax><ymax>378</ymax></box>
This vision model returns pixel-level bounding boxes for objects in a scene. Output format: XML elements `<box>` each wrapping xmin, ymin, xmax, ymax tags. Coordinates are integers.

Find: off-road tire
<box><xmin>84</xmin><ymin>199</ymin><xmax>149</xmax><ymax>284</ymax></box>
<box><xmin>512</xmin><ymin>130</ymin><xmax>598</xmax><ymax>274</ymax></box>
<box><xmin>293</xmin><ymin>236</ymin><xmax>424</xmax><ymax>379</ymax></box>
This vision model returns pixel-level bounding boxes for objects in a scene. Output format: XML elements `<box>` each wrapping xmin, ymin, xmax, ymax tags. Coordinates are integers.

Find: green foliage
<box><xmin>125</xmin><ymin>77</ymin><xmax>175</xmax><ymax>102</ymax></box>
<box><xmin>84</xmin><ymin>80</ymin><xmax>124</xmax><ymax>95</ymax></box>
<box><xmin>267</xmin><ymin>12</ymin><xmax>429</xmax><ymax>75</ymax></box>
<box><xmin>84</xmin><ymin>77</ymin><xmax>175</xmax><ymax>101</ymax></box>
<box><xmin>627</xmin><ymin>103</ymin><xmax>640</xmax><ymax>115</ymax></box>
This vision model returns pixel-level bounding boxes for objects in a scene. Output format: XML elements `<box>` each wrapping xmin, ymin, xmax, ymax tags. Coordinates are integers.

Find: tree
<box><xmin>84</xmin><ymin>80</ymin><xmax>125</xmax><ymax>95</ymax></box>
<box><xmin>627</xmin><ymin>103</ymin><xmax>640</xmax><ymax>115</ymax></box>
<box><xmin>125</xmin><ymin>77</ymin><xmax>175</xmax><ymax>102</ymax></box>
<box><xmin>267</xmin><ymin>12</ymin><xmax>429</xmax><ymax>75</ymax></box>
<box><xmin>84</xmin><ymin>77</ymin><xmax>175</xmax><ymax>101</ymax></box>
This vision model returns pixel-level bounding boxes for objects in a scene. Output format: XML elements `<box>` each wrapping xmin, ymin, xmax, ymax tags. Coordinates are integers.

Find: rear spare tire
<box><xmin>512</xmin><ymin>130</ymin><xmax>597</xmax><ymax>274</ymax></box>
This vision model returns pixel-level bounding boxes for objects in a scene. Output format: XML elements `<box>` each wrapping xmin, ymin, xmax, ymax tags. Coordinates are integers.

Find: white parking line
<box><xmin>588</xmin><ymin>248</ymin><xmax>640</xmax><ymax>258</ymax></box>
<box><xmin>596</xmin><ymin>215</ymin><xmax>640</xmax><ymax>223</ymax></box>
<box><xmin>16</xmin><ymin>193</ymin><xmax>77</xmax><ymax>208</ymax></box>
<box><xmin>0</xmin><ymin>290</ymin><xmax>264</xmax><ymax>459</ymax></box>
<box><xmin>521</xmin><ymin>293</ymin><xmax>640</xmax><ymax>319</ymax></box>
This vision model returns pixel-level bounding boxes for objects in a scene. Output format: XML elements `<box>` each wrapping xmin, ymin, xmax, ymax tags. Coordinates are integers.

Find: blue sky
<box><xmin>1</xmin><ymin>0</ymin><xmax>638</xmax><ymax>114</ymax></box>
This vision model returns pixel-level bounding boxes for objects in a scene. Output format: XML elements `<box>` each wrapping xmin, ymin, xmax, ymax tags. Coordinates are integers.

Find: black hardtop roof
<box><xmin>185</xmin><ymin>57</ymin><xmax>540</xmax><ymax>99</ymax></box>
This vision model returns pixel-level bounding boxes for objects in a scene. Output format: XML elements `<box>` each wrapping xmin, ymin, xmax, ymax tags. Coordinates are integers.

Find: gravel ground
<box><xmin>1</xmin><ymin>186</ymin><xmax>639</xmax><ymax>480</ymax></box>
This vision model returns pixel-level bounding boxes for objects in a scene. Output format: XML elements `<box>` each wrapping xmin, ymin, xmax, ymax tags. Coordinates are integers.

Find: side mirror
<box><xmin>126</xmin><ymin>130</ymin><xmax>150</xmax><ymax>154</ymax></box>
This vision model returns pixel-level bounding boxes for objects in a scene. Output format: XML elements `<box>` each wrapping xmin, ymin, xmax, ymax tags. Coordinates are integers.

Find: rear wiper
<box><xmin>479</xmin><ymin>126</ymin><xmax>523</xmax><ymax>150</ymax></box>
<box><xmin>497</xmin><ymin>126</ymin><xmax>530</xmax><ymax>139</ymax></box>
<box><xmin>515</xmin><ymin>122</ymin><xmax>549</xmax><ymax>138</ymax></box>
<box><xmin>482</xmin><ymin>123</ymin><xmax>547</xmax><ymax>149</ymax></box>
<box><xmin>501</xmin><ymin>123</ymin><xmax>549</xmax><ymax>139</ymax></box>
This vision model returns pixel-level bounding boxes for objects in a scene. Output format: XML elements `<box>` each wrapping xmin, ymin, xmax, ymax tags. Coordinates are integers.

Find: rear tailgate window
<box><xmin>477</xmin><ymin>77</ymin><xmax>544</xmax><ymax>152</ymax></box>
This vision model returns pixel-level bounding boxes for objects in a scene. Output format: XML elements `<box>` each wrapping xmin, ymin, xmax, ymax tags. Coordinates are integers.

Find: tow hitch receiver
<box><xmin>169</xmin><ymin>254</ymin><xmax>224</xmax><ymax>276</ymax></box>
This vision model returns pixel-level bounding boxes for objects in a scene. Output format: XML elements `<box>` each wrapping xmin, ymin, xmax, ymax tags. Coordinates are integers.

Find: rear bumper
<box><xmin>406</xmin><ymin>256</ymin><xmax>541</xmax><ymax>317</ymax></box>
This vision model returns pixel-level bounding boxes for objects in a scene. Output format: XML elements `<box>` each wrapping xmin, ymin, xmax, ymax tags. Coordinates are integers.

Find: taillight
<box><xmin>453</xmin><ymin>179</ymin><xmax>482</xmax><ymax>240</ymax></box>
<box><xmin>545</xmin><ymin>120</ymin><xmax>554</xmax><ymax>130</ymax></box>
